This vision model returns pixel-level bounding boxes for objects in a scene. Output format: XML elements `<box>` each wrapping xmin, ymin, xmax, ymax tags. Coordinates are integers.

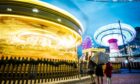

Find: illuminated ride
<box><xmin>0</xmin><ymin>0</ymin><xmax>83</xmax><ymax>60</ymax></box>
<box><xmin>94</xmin><ymin>23</ymin><xmax>136</xmax><ymax>57</ymax></box>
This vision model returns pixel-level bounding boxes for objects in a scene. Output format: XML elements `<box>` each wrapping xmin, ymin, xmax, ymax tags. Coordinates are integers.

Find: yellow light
<box><xmin>40</xmin><ymin>38</ymin><xmax>50</xmax><ymax>47</ymax></box>
<box><xmin>0</xmin><ymin>13</ymin><xmax>82</xmax><ymax>60</ymax></box>
<box><xmin>13</xmin><ymin>0</ymin><xmax>84</xmax><ymax>31</ymax></box>
<box><xmin>0</xmin><ymin>14</ymin><xmax>82</xmax><ymax>46</ymax></box>
<box><xmin>11</xmin><ymin>31</ymin><xmax>58</xmax><ymax>47</ymax></box>
<box><xmin>32</xmin><ymin>8</ymin><xmax>39</xmax><ymax>13</ymax></box>
<box><xmin>58</xmin><ymin>36</ymin><xmax>76</xmax><ymax>48</ymax></box>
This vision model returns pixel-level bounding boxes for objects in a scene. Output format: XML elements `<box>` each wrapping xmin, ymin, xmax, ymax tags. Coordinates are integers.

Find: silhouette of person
<box><xmin>95</xmin><ymin>64</ymin><xmax>104</xmax><ymax>84</ymax></box>
<box><xmin>88</xmin><ymin>56</ymin><xmax>96</xmax><ymax>84</ymax></box>
<box><xmin>104</xmin><ymin>62</ymin><xmax>113</xmax><ymax>84</ymax></box>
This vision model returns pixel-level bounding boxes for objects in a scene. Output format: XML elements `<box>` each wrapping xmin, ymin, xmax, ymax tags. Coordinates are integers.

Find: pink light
<box><xmin>82</xmin><ymin>36</ymin><xmax>92</xmax><ymax>49</ymax></box>
<box><xmin>108</xmin><ymin>38</ymin><xmax>119</xmax><ymax>53</ymax></box>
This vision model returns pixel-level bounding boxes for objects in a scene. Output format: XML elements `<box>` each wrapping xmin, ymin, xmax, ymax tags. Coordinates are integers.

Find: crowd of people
<box><xmin>88</xmin><ymin>56</ymin><xmax>113</xmax><ymax>84</ymax></box>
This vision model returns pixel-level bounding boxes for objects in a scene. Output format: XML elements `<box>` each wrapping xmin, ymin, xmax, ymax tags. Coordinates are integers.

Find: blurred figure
<box><xmin>95</xmin><ymin>64</ymin><xmax>104</xmax><ymax>84</ymax></box>
<box><xmin>104</xmin><ymin>62</ymin><xmax>113</xmax><ymax>84</ymax></box>
<box><xmin>128</xmin><ymin>62</ymin><xmax>131</xmax><ymax>73</ymax></box>
<box><xmin>88</xmin><ymin>56</ymin><xmax>96</xmax><ymax>84</ymax></box>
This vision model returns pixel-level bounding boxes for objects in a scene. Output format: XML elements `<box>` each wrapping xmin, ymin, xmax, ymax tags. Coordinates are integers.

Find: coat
<box><xmin>104</xmin><ymin>62</ymin><xmax>113</xmax><ymax>78</ymax></box>
<box><xmin>88</xmin><ymin>60</ymin><xmax>96</xmax><ymax>75</ymax></box>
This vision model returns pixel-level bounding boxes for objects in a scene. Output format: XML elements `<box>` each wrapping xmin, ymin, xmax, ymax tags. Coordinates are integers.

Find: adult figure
<box><xmin>88</xmin><ymin>56</ymin><xmax>96</xmax><ymax>84</ymax></box>
<box><xmin>104</xmin><ymin>62</ymin><xmax>113</xmax><ymax>84</ymax></box>
<box><xmin>95</xmin><ymin>64</ymin><xmax>104</xmax><ymax>84</ymax></box>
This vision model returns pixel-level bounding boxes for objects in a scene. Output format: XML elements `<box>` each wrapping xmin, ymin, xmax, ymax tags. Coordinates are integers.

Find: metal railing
<box><xmin>0</xmin><ymin>56</ymin><xmax>80</xmax><ymax>84</ymax></box>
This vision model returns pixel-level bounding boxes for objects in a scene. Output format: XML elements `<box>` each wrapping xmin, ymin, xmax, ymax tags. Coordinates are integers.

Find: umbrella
<box><xmin>91</xmin><ymin>52</ymin><xmax>109</xmax><ymax>64</ymax></box>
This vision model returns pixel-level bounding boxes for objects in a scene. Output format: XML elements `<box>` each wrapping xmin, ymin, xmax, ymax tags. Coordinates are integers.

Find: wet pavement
<box><xmin>58</xmin><ymin>69</ymin><xmax>140</xmax><ymax>84</ymax></box>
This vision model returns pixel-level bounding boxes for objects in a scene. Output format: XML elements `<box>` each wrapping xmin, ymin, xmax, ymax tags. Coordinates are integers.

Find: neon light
<box><xmin>94</xmin><ymin>23</ymin><xmax>136</xmax><ymax>46</ymax></box>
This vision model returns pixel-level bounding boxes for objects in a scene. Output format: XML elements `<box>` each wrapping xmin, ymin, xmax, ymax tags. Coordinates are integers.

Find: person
<box><xmin>88</xmin><ymin>56</ymin><xmax>96</xmax><ymax>84</ymax></box>
<box><xmin>128</xmin><ymin>61</ymin><xmax>131</xmax><ymax>72</ymax></box>
<box><xmin>95</xmin><ymin>64</ymin><xmax>104</xmax><ymax>84</ymax></box>
<box><xmin>104</xmin><ymin>62</ymin><xmax>113</xmax><ymax>84</ymax></box>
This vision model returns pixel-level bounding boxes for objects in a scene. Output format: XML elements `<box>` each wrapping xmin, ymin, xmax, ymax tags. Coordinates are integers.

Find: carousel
<box><xmin>0</xmin><ymin>0</ymin><xmax>83</xmax><ymax>83</ymax></box>
<box><xmin>0</xmin><ymin>0</ymin><xmax>83</xmax><ymax>60</ymax></box>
